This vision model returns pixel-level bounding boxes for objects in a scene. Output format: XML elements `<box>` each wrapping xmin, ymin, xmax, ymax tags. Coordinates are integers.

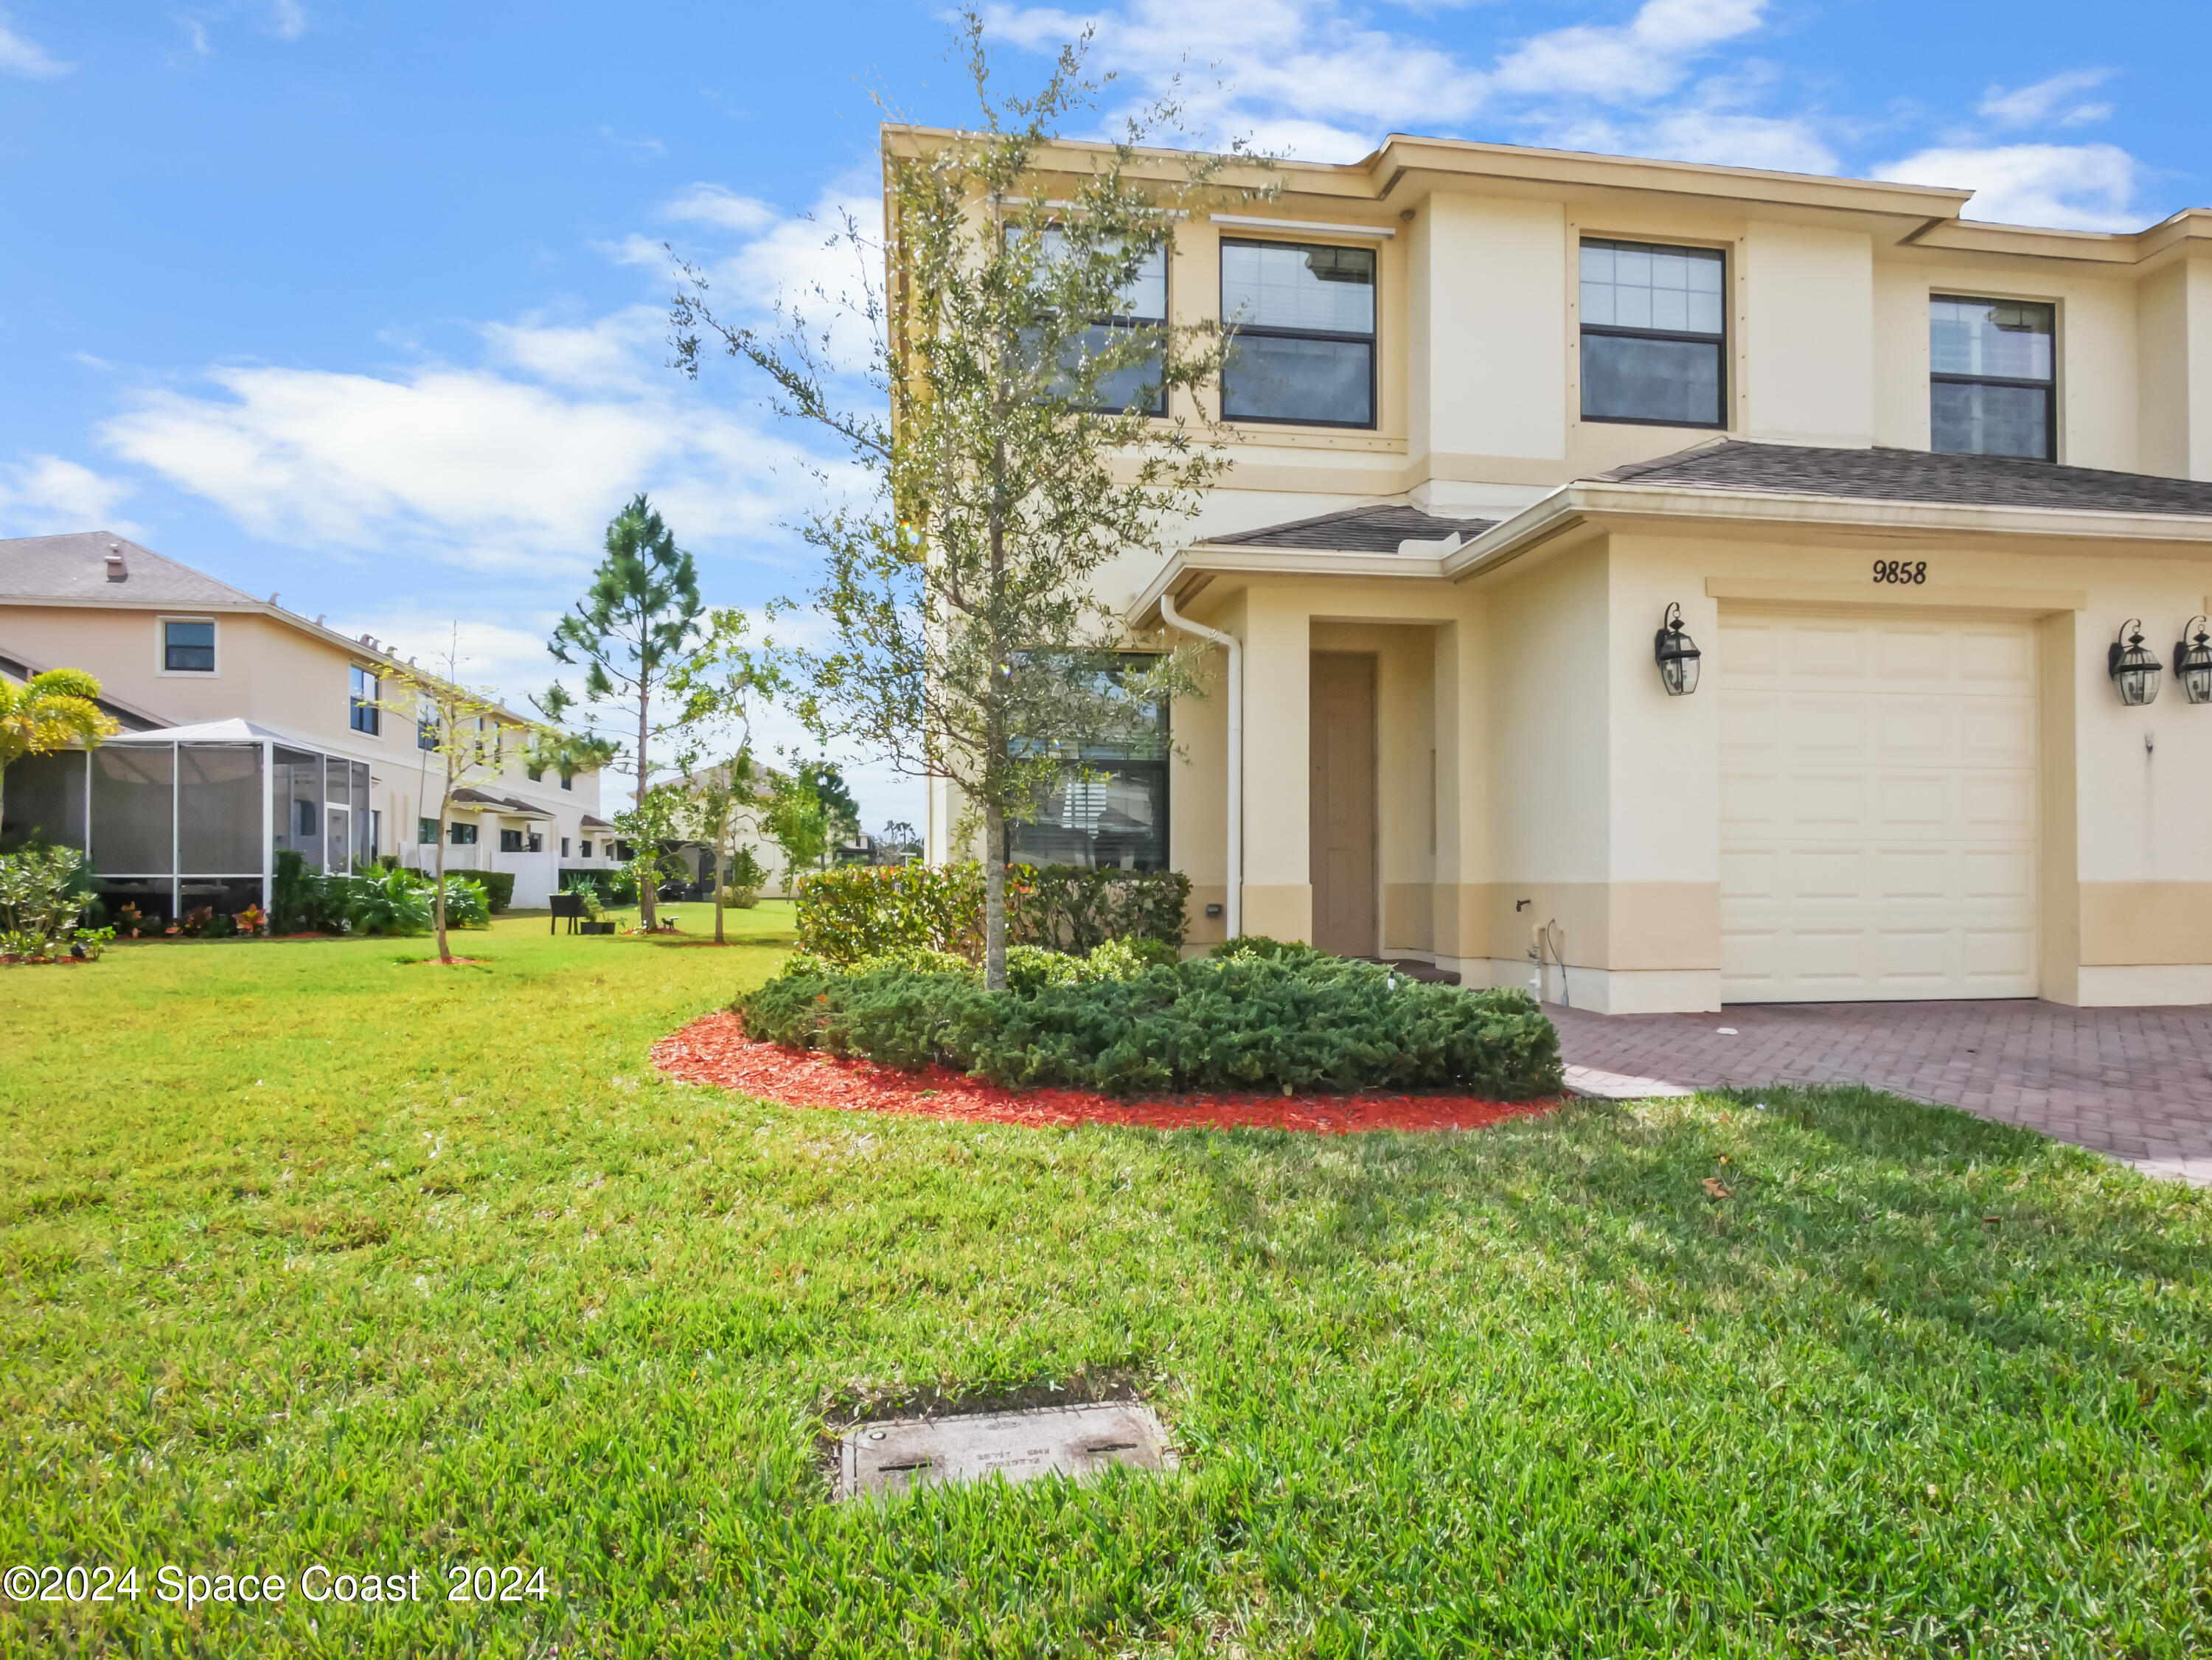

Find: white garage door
<box><xmin>1719</xmin><ymin>610</ymin><xmax>2038</xmax><ymax>1002</ymax></box>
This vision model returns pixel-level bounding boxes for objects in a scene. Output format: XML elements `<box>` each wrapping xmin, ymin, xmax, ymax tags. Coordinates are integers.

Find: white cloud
<box><xmin>597</xmin><ymin>126</ymin><xmax>667</xmax><ymax>158</ymax></box>
<box><xmin>0</xmin><ymin>12</ymin><xmax>70</xmax><ymax>77</ymax></box>
<box><xmin>985</xmin><ymin>0</ymin><xmax>1804</xmax><ymax>168</ymax></box>
<box><xmin>270</xmin><ymin>0</ymin><xmax>307</xmax><ymax>41</ymax></box>
<box><xmin>1978</xmin><ymin>69</ymin><xmax>2113</xmax><ymax>130</ymax></box>
<box><xmin>0</xmin><ymin>454</ymin><xmax>139</xmax><ymax>536</ymax></box>
<box><xmin>661</xmin><ymin>184</ymin><xmax>779</xmax><ymax>233</ymax></box>
<box><xmin>99</xmin><ymin>351</ymin><xmax>832</xmax><ymax>574</ymax></box>
<box><xmin>1874</xmin><ymin>142</ymin><xmax>2141</xmax><ymax>231</ymax></box>
<box><xmin>1492</xmin><ymin>0</ymin><xmax>1766</xmax><ymax>103</ymax></box>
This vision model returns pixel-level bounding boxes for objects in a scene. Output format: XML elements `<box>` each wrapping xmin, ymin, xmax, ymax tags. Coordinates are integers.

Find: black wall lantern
<box><xmin>2175</xmin><ymin>616</ymin><xmax>2212</xmax><ymax>705</ymax></box>
<box><xmin>2109</xmin><ymin>619</ymin><xmax>2161</xmax><ymax>707</ymax></box>
<box><xmin>1655</xmin><ymin>602</ymin><xmax>1701</xmax><ymax>697</ymax></box>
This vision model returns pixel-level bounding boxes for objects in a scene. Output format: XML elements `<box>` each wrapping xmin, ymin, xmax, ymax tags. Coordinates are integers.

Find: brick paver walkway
<box><xmin>1550</xmin><ymin>999</ymin><xmax>2212</xmax><ymax>1188</ymax></box>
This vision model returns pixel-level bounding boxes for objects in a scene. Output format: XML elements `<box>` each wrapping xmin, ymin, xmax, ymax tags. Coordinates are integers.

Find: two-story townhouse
<box><xmin>0</xmin><ymin>531</ymin><xmax>618</xmax><ymax>916</ymax></box>
<box><xmin>911</xmin><ymin>129</ymin><xmax>2212</xmax><ymax>1011</ymax></box>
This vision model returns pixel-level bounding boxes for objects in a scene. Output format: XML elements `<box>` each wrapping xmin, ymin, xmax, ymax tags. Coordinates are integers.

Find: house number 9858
<box><xmin>1872</xmin><ymin>560</ymin><xmax>1927</xmax><ymax>585</ymax></box>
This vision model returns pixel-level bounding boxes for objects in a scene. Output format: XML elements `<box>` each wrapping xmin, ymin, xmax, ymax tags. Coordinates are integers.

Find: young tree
<box><xmin>527</xmin><ymin>728</ymin><xmax>620</xmax><ymax>792</ymax></box>
<box><xmin>400</xmin><ymin>651</ymin><xmax>516</xmax><ymax>966</ymax></box>
<box><xmin>759</xmin><ymin>769</ymin><xmax>830</xmax><ymax>896</ymax></box>
<box><xmin>0</xmin><ymin>667</ymin><xmax>119</xmax><ymax>835</ymax></box>
<box><xmin>670</xmin><ymin>18</ymin><xmax>1241</xmax><ymax>986</ymax></box>
<box><xmin>678</xmin><ymin>753</ymin><xmax>763</xmax><ymax>944</ymax></box>
<box><xmin>665</xmin><ymin>606</ymin><xmax>784</xmax><ymax>945</ymax></box>
<box><xmin>542</xmin><ymin>494</ymin><xmax>706</xmax><ymax>930</ymax></box>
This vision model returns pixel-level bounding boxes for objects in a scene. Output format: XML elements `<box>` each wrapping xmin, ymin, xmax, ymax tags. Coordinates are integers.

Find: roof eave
<box><xmin>1440</xmin><ymin>482</ymin><xmax>2212</xmax><ymax>582</ymax></box>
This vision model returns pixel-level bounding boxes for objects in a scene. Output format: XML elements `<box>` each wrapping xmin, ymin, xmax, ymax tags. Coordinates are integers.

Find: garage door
<box><xmin>1719</xmin><ymin>610</ymin><xmax>2038</xmax><ymax>1002</ymax></box>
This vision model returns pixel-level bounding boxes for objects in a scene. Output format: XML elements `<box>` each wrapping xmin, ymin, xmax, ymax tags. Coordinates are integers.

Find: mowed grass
<box><xmin>2</xmin><ymin>909</ymin><xmax>2209</xmax><ymax>1658</ymax></box>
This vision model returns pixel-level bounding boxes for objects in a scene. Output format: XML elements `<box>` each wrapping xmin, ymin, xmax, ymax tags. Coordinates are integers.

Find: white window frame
<box><xmin>156</xmin><ymin>614</ymin><xmax>220</xmax><ymax>677</ymax></box>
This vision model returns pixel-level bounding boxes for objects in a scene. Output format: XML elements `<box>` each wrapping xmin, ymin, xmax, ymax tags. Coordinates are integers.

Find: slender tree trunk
<box><xmin>982</xmin><ymin>797</ymin><xmax>1006</xmax><ymax>991</ymax></box>
<box><xmin>634</xmin><ymin>683</ymin><xmax>656</xmax><ymax>930</ymax></box>
<box><xmin>713</xmin><ymin>818</ymin><xmax>726</xmax><ymax>944</ymax></box>
<box><xmin>434</xmin><ymin>784</ymin><xmax>451</xmax><ymax>964</ymax></box>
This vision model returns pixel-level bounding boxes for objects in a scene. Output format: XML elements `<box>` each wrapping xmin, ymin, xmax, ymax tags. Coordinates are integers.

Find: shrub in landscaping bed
<box><xmin>476</xmin><ymin>870</ymin><xmax>515</xmax><ymax>913</ymax></box>
<box><xmin>739</xmin><ymin>939</ymin><xmax>1562</xmax><ymax>1098</ymax></box>
<box><xmin>796</xmin><ymin>861</ymin><xmax>1191</xmax><ymax>964</ymax></box>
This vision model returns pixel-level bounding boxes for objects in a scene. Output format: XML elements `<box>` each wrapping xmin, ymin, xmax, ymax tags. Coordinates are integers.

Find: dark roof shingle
<box><xmin>1206</xmin><ymin>503</ymin><xmax>1499</xmax><ymax>553</ymax></box>
<box><xmin>1596</xmin><ymin>440</ymin><xmax>2212</xmax><ymax>517</ymax></box>
<box><xmin>0</xmin><ymin>531</ymin><xmax>264</xmax><ymax>604</ymax></box>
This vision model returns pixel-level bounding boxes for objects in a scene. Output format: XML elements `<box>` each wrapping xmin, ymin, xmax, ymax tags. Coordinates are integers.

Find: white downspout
<box><xmin>1158</xmin><ymin>591</ymin><xmax>1241</xmax><ymax>941</ymax></box>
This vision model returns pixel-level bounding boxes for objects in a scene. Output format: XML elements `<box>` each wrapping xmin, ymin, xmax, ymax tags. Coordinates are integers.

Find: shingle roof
<box><xmin>1596</xmin><ymin>440</ymin><xmax>2212</xmax><ymax>517</ymax></box>
<box><xmin>0</xmin><ymin>531</ymin><xmax>264</xmax><ymax>605</ymax></box>
<box><xmin>1205</xmin><ymin>503</ymin><xmax>1500</xmax><ymax>553</ymax></box>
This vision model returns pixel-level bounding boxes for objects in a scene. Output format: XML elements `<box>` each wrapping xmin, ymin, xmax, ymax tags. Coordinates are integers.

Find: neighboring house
<box><xmin>0</xmin><ymin>531</ymin><xmax>618</xmax><ymax>914</ymax></box>
<box><xmin>908</xmin><ymin>129</ymin><xmax>2212</xmax><ymax>1011</ymax></box>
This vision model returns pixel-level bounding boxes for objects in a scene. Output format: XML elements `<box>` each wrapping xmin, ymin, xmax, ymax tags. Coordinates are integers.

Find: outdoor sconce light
<box><xmin>2109</xmin><ymin>619</ymin><xmax>2162</xmax><ymax>707</ymax></box>
<box><xmin>2175</xmin><ymin>617</ymin><xmax>2212</xmax><ymax>705</ymax></box>
<box><xmin>1654</xmin><ymin>602</ymin><xmax>1701</xmax><ymax>696</ymax></box>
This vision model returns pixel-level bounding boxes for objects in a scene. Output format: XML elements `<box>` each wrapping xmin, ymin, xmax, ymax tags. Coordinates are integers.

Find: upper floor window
<box><xmin>417</xmin><ymin>718</ymin><xmax>437</xmax><ymax>752</ymax></box>
<box><xmin>1579</xmin><ymin>239</ymin><xmax>1725</xmax><ymax>428</ymax></box>
<box><xmin>561</xmin><ymin>773</ymin><xmax>573</xmax><ymax>790</ymax></box>
<box><xmin>349</xmin><ymin>665</ymin><xmax>380</xmax><ymax>735</ymax></box>
<box><xmin>1035</xmin><ymin>229</ymin><xmax>1168</xmax><ymax>415</ymax></box>
<box><xmin>1220</xmin><ymin>240</ymin><xmax>1375</xmax><ymax>428</ymax></box>
<box><xmin>162</xmin><ymin>618</ymin><xmax>215</xmax><ymax>673</ymax></box>
<box><xmin>1930</xmin><ymin>296</ymin><xmax>2055</xmax><ymax>461</ymax></box>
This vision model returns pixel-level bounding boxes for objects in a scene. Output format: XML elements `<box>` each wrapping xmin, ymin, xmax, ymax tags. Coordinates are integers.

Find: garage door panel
<box><xmin>1959</xmin><ymin>628</ymin><xmax>2037</xmax><ymax>684</ymax></box>
<box><xmin>1720</xmin><ymin>611</ymin><xmax>2037</xmax><ymax>1002</ymax></box>
<box><xmin>1877</xmin><ymin>773</ymin><xmax>1952</xmax><ymax>827</ymax></box>
<box><xmin>1783</xmin><ymin>847</ymin><xmax>1868</xmax><ymax>901</ymax></box>
<box><xmin>1719</xmin><ymin>768</ymin><xmax>1782</xmax><ymax>827</ymax></box>
<box><xmin>1873</xmin><ymin>847</ymin><xmax>1951</xmax><ymax>902</ymax></box>
<box><xmin>1789</xmin><ymin>773</ymin><xmax>1869</xmax><ymax>827</ymax></box>
<box><xmin>1962</xmin><ymin>849</ymin><xmax>2035</xmax><ymax>902</ymax></box>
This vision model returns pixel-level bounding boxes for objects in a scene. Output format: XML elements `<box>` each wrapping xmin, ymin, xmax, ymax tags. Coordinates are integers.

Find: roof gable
<box><xmin>0</xmin><ymin>531</ymin><xmax>263</xmax><ymax>607</ymax></box>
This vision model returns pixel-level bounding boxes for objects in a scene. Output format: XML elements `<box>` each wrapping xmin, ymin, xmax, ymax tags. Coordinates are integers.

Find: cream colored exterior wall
<box><xmin>0</xmin><ymin>596</ymin><xmax>607</xmax><ymax>907</ymax></box>
<box><xmin>903</xmin><ymin>128</ymin><xmax>2212</xmax><ymax>1005</ymax></box>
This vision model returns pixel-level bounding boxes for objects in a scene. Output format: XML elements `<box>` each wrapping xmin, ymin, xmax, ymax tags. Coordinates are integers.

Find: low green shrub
<box><xmin>437</xmin><ymin>875</ymin><xmax>491</xmax><ymax>929</ymax></box>
<box><xmin>796</xmin><ymin>862</ymin><xmax>1192</xmax><ymax>965</ymax></box>
<box><xmin>339</xmin><ymin>865</ymin><xmax>434</xmax><ymax>936</ymax></box>
<box><xmin>477</xmin><ymin>870</ymin><xmax>515</xmax><ymax>914</ymax></box>
<box><xmin>740</xmin><ymin>946</ymin><xmax>1562</xmax><ymax>1099</ymax></box>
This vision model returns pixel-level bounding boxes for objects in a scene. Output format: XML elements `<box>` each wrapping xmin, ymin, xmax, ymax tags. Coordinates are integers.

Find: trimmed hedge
<box><xmin>795</xmin><ymin>862</ymin><xmax>1192</xmax><ymax>965</ymax></box>
<box><xmin>739</xmin><ymin>941</ymin><xmax>1562</xmax><ymax>1099</ymax></box>
<box><xmin>478</xmin><ymin>871</ymin><xmax>515</xmax><ymax>914</ymax></box>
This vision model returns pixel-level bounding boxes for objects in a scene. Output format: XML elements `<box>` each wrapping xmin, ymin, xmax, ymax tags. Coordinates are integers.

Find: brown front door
<box><xmin>1310</xmin><ymin>652</ymin><xmax>1378</xmax><ymax>957</ymax></box>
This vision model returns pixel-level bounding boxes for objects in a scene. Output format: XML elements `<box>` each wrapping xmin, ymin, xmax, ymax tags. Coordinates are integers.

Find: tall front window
<box><xmin>1931</xmin><ymin>296</ymin><xmax>2055</xmax><ymax>460</ymax></box>
<box><xmin>1005</xmin><ymin>657</ymin><xmax>1170</xmax><ymax>871</ymax></box>
<box><xmin>163</xmin><ymin>619</ymin><xmax>215</xmax><ymax>672</ymax></box>
<box><xmin>1037</xmin><ymin>229</ymin><xmax>1169</xmax><ymax>415</ymax></box>
<box><xmin>1220</xmin><ymin>240</ymin><xmax>1376</xmax><ymax>428</ymax></box>
<box><xmin>349</xmin><ymin>665</ymin><xmax>380</xmax><ymax>734</ymax></box>
<box><xmin>1579</xmin><ymin>239</ymin><xmax>1726</xmax><ymax>427</ymax></box>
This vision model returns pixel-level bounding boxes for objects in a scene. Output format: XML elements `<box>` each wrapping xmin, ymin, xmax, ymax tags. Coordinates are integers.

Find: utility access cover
<box><xmin>835</xmin><ymin>1401</ymin><xmax>1174</xmax><ymax>1500</ymax></box>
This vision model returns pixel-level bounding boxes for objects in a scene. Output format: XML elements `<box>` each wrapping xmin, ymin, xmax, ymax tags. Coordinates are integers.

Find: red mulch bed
<box><xmin>653</xmin><ymin>1011</ymin><xmax>1559</xmax><ymax>1135</ymax></box>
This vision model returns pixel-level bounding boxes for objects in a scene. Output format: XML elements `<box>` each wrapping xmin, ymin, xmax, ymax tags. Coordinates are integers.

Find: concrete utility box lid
<box><xmin>835</xmin><ymin>1401</ymin><xmax>1174</xmax><ymax>1500</ymax></box>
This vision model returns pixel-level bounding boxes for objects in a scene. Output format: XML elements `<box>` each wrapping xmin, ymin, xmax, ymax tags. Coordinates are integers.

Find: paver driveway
<box><xmin>1550</xmin><ymin>998</ymin><xmax>2212</xmax><ymax>1188</ymax></box>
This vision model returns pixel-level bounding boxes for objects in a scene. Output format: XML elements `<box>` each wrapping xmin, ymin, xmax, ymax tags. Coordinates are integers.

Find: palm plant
<box><xmin>0</xmin><ymin>668</ymin><xmax>120</xmax><ymax>834</ymax></box>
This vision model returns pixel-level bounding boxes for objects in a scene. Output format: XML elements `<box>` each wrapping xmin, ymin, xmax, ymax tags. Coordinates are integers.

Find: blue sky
<box><xmin>1</xmin><ymin>1</ymin><xmax>2205</xmax><ymax>820</ymax></box>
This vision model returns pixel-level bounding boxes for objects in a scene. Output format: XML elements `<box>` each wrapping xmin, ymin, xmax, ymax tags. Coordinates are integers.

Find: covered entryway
<box><xmin>1310</xmin><ymin>652</ymin><xmax>1379</xmax><ymax>957</ymax></box>
<box><xmin>1718</xmin><ymin>610</ymin><xmax>2039</xmax><ymax>1002</ymax></box>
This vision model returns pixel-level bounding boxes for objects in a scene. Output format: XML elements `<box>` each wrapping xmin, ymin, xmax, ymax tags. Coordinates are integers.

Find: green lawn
<box><xmin>3</xmin><ymin>910</ymin><xmax>2208</xmax><ymax>1657</ymax></box>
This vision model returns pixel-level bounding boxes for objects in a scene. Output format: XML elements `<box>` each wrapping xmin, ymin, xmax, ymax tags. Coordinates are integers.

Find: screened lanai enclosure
<box><xmin>3</xmin><ymin>719</ymin><xmax>373</xmax><ymax>921</ymax></box>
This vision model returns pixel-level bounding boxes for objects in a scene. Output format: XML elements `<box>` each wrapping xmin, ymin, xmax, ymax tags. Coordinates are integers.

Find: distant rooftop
<box><xmin>1205</xmin><ymin>503</ymin><xmax>1500</xmax><ymax>554</ymax></box>
<box><xmin>0</xmin><ymin>531</ymin><xmax>263</xmax><ymax>606</ymax></box>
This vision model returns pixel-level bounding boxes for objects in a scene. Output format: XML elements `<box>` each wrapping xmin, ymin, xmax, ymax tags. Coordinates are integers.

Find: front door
<box><xmin>1310</xmin><ymin>652</ymin><xmax>1379</xmax><ymax>957</ymax></box>
<box><xmin>324</xmin><ymin>805</ymin><xmax>350</xmax><ymax>873</ymax></box>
